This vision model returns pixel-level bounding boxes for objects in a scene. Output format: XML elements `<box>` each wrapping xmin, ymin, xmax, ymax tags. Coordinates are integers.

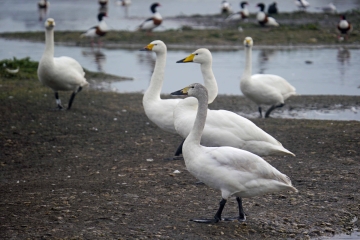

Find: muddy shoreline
<box><xmin>0</xmin><ymin>68</ymin><xmax>359</xmax><ymax>239</ymax></box>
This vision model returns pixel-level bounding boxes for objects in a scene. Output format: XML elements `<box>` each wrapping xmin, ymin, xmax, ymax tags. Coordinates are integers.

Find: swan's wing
<box><xmin>143</xmin><ymin>97</ymin><xmax>181</xmax><ymax>134</ymax></box>
<box><xmin>252</xmin><ymin>74</ymin><xmax>296</xmax><ymax>96</ymax></box>
<box><xmin>56</xmin><ymin>56</ymin><xmax>85</xmax><ymax>77</ymax></box>
<box><xmin>206</xmin><ymin>147</ymin><xmax>291</xmax><ymax>188</ymax></box>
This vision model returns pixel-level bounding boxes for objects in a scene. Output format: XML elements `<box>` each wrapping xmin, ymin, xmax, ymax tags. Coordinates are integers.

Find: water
<box><xmin>1</xmin><ymin>38</ymin><xmax>359</xmax><ymax>121</ymax></box>
<box><xmin>0</xmin><ymin>0</ymin><xmax>359</xmax><ymax>32</ymax></box>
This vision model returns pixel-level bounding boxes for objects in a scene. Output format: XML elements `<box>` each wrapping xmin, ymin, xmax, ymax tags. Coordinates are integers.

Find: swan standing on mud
<box><xmin>171</xmin><ymin>83</ymin><xmax>298</xmax><ymax>223</ymax></box>
<box><xmin>38</xmin><ymin>18</ymin><xmax>88</xmax><ymax>110</ymax></box>
<box><xmin>240</xmin><ymin>37</ymin><xmax>296</xmax><ymax>118</ymax></box>
<box><xmin>175</xmin><ymin>49</ymin><xmax>295</xmax><ymax>157</ymax></box>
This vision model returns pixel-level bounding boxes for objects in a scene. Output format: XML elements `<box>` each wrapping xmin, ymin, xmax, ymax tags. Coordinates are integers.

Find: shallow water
<box><xmin>0</xmin><ymin>0</ymin><xmax>359</xmax><ymax>32</ymax></box>
<box><xmin>1</xmin><ymin>38</ymin><xmax>359</xmax><ymax>121</ymax></box>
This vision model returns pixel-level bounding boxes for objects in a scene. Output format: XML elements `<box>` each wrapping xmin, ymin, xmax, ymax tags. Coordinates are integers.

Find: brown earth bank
<box><xmin>0</xmin><ymin>75</ymin><xmax>359</xmax><ymax>239</ymax></box>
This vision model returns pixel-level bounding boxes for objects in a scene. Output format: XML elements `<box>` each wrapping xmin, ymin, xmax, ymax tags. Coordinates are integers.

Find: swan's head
<box><xmin>176</xmin><ymin>48</ymin><xmax>212</xmax><ymax>65</ymax></box>
<box><xmin>171</xmin><ymin>83</ymin><xmax>208</xmax><ymax>100</ymax></box>
<box><xmin>244</xmin><ymin>37</ymin><xmax>253</xmax><ymax>48</ymax></box>
<box><xmin>140</xmin><ymin>40</ymin><xmax>167</xmax><ymax>53</ymax></box>
<box><xmin>45</xmin><ymin>18</ymin><xmax>55</xmax><ymax>29</ymax></box>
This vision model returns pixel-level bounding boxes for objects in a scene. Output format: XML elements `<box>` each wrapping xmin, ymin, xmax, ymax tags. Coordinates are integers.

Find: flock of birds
<box><xmin>35</xmin><ymin>0</ymin><xmax>353</xmax><ymax>223</ymax></box>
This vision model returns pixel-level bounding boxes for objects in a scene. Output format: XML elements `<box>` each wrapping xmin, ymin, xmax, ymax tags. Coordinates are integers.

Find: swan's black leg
<box><xmin>67</xmin><ymin>86</ymin><xmax>83</xmax><ymax>110</ymax></box>
<box><xmin>55</xmin><ymin>92</ymin><xmax>63</xmax><ymax>110</ymax></box>
<box><xmin>223</xmin><ymin>197</ymin><xmax>246</xmax><ymax>222</ymax></box>
<box><xmin>265</xmin><ymin>103</ymin><xmax>284</xmax><ymax>118</ymax></box>
<box><xmin>190</xmin><ymin>198</ymin><xmax>226</xmax><ymax>223</ymax></box>
<box><xmin>174</xmin><ymin>139</ymin><xmax>185</xmax><ymax>156</ymax></box>
<box><xmin>258</xmin><ymin>106</ymin><xmax>263</xmax><ymax>118</ymax></box>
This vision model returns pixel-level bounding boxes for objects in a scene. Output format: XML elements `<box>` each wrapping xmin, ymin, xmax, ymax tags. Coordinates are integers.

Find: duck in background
<box><xmin>256</xmin><ymin>3</ymin><xmax>279</xmax><ymax>27</ymax></box>
<box><xmin>38</xmin><ymin>0</ymin><xmax>49</xmax><ymax>21</ymax></box>
<box><xmin>138</xmin><ymin>3</ymin><xmax>162</xmax><ymax>33</ymax></box>
<box><xmin>117</xmin><ymin>0</ymin><xmax>131</xmax><ymax>7</ymax></box>
<box><xmin>221</xmin><ymin>0</ymin><xmax>232</xmax><ymax>14</ymax></box>
<box><xmin>171</xmin><ymin>83</ymin><xmax>297</xmax><ymax>223</ymax></box>
<box><xmin>267</xmin><ymin>2</ymin><xmax>278</xmax><ymax>15</ymax></box>
<box><xmin>38</xmin><ymin>18</ymin><xmax>89</xmax><ymax>110</ymax></box>
<box><xmin>295</xmin><ymin>0</ymin><xmax>310</xmax><ymax>11</ymax></box>
<box><xmin>225</xmin><ymin>1</ymin><xmax>249</xmax><ymax>21</ymax></box>
<box><xmin>98</xmin><ymin>0</ymin><xmax>108</xmax><ymax>7</ymax></box>
<box><xmin>81</xmin><ymin>13</ymin><xmax>109</xmax><ymax>48</ymax></box>
<box><xmin>337</xmin><ymin>15</ymin><xmax>352</xmax><ymax>41</ymax></box>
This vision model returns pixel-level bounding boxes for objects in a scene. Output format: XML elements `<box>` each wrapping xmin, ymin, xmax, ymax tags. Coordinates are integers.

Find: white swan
<box><xmin>139</xmin><ymin>40</ymin><xmax>181</xmax><ymax>135</ymax></box>
<box><xmin>38</xmin><ymin>18</ymin><xmax>89</xmax><ymax>110</ymax></box>
<box><xmin>240</xmin><ymin>37</ymin><xmax>296</xmax><ymax>118</ymax></box>
<box><xmin>175</xmin><ymin>49</ymin><xmax>295</xmax><ymax>157</ymax></box>
<box><xmin>256</xmin><ymin>3</ymin><xmax>279</xmax><ymax>27</ymax></box>
<box><xmin>171</xmin><ymin>83</ymin><xmax>298</xmax><ymax>223</ymax></box>
<box><xmin>138</xmin><ymin>3</ymin><xmax>162</xmax><ymax>32</ymax></box>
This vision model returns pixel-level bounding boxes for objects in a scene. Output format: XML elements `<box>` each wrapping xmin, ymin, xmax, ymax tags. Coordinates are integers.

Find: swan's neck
<box><xmin>200</xmin><ymin>63</ymin><xmax>218</xmax><ymax>104</ymax></box>
<box><xmin>186</xmin><ymin>92</ymin><xmax>208</xmax><ymax>146</ymax></box>
<box><xmin>43</xmin><ymin>28</ymin><xmax>54</xmax><ymax>59</ymax></box>
<box><xmin>243</xmin><ymin>46</ymin><xmax>252</xmax><ymax>78</ymax></box>
<box><xmin>144</xmin><ymin>51</ymin><xmax>166</xmax><ymax>101</ymax></box>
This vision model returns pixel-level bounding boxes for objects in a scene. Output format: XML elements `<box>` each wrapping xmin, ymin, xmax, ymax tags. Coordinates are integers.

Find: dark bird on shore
<box><xmin>256</xmin><ymin>3</ymin><xmax>279</xmax><ymax>27</ymax></box>
<box><xmin>81</xmin><ymin>13</ymin><xmax>109</xmax><ymax>48</ymax></box>
<box><xmin>225</xmin><ymin>1</ymin><xmax>249</xmax><ymax>21</ymax></box>
<box><xmin>267</xmin><ymin>2</ymin><xmax>278</xmax><ymax>15</ymax></box>
<box><xmin>337</xmin><ymin>15</ymin><xmax>352</xmax><ymax>40</ymax></box>
<box><xmin>138</xmin><ymin>3</ymin><xmax>162</xmax><ymax>32</ymax></box>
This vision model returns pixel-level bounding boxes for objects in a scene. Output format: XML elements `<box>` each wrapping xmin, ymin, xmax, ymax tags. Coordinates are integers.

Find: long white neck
<box><xmin>200</xmin><ymin>62</ymin><xmax>218</xmax><ymax>104</ymax></box>
<box><xmin>144</xmin><ymin>51</ymin><xmax>166</xmax><ymax>101</ymax></box>
<box><xmin>43</xmin><ymin>28</ymin><xmax>54</xmax><ymax>59</ymax></box>
<box><xmin>186</xmin><ymin>91</ymin><xmax>208</xmax><ymax>146</ymax></box>
<box><xmin>242</xmin><ymin>46</ymin><xmax>252</xmax><ymax>79</ymax></box>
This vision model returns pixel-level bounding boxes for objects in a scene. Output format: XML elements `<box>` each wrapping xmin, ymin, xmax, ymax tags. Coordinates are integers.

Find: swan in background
<box><xmin>81</xmin><ymin>13</ymin><xmax>109</xmax><ymax>48</ymax></box>
<box><xmin>267</xmin><ymin>2</ymin><xmax>278</xmax><ymax>15</ymax></box>
<box><xmin>138</xmin><ymin>3</ymin><xmax>162</xmax><ymax>32</ymax></box>
<box><xmin>171</xmin><ymin>83</ymin><xmax>298</xmax><ymax>223</ymax></box>
<box><xmin>240</xmin><ymin>37</ymin><xmax>296</xmax><ymax>118</ymax></box>
<box><xmin>221</xmin><ymin>0</ymin><xmax>232</xmax><ymax>14</ymax></box>
<box><xmin>256</xmin><ymin>3</ymin><xmax>279</xmax><ymax>27</ymax></box>
<box><xmin>226</xmin><ymin>1</ymin><xmax>249</xmax><ymax>21</ymax></box>
<box><xmin>317</xmin><ymin>3</ymin><xmax>336</xmax><ymax>13</ymax></box>
<box><xmin>140</xmin><ymin>40</ymin><xmax>181</xmax><ymax>135</ymax></box>
<box><xmin>175</xmin><ymin>49</ymin><xmax>295</xmax><ymax>157</ymax></box>
<box><xmin>38</xmin><ymin>18</ymin><xmax>89</xmax><ymax>110</ymax></box>
<box><xmin>337</xmin><ymin>15</ymin><xmax>352</xmax><ymax>41</ymax></box>
<box><xmin>295</xmin><ymin>0</ymin><xmax>309</xmax><ymax>11</ymax></box>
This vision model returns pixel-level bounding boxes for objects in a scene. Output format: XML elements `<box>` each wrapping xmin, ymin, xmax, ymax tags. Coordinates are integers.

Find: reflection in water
<box><xmin>257</xmin><ymin>49</ymin><xmax>276</xmax><ymax>73</ymax></box>
<box><xmin>82</xmin><ymin>49</ymin><xmax>106</xmax><ymax>72</ymax></box>
<box><xmin>98</xmin><ymin>6</ymin><xmax>108</xmax><ymax>15</ymax></box>
<box><xmin>137</xmin><ymin>52</ymin><xmax>156</xmax><ymax>80</ymax></box>
<box><xmin>337</xmin><ymin>48</ymin><xmax>351</xmax><ymax>83</ymax></box>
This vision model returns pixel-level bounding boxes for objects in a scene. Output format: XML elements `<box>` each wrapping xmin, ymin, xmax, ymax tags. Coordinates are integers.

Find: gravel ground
<box><xmin>0</xmin><ymin>76</ymin><xmax>359</xmax><ymax>239</ymax></box>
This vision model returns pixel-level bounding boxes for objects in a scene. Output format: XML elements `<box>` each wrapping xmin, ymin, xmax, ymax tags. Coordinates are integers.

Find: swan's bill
<box><xmin>139</xmin><ymin>43</ymin><xmax>154</xmax><ymax>51</ymax></box>
<box><xmin>171</xmin><ymin>86</ymin><xmax>190</xmax><ymax>96</ymax></box>
<box><xmin>176</xmin><ymin>53</ymin><xmax>195</xmax><ymax>63</ymax></box>
<box><xmin>45</xmin><ymin>18</ymin><xmax>55</xmax><ymax>28</ymax></box>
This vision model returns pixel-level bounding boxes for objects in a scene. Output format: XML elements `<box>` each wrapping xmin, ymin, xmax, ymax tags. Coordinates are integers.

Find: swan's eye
<box><xmin>191</xmin><ymin>86</ymin><xmax>195</xmax><ymax>88</ymax></box>
<box><xmin>195</xmin><ymin>53</ymin><xmax>199</xmax><ymax>55</ymax></box>
<box><xmin>155</xmin><ymin>44</ymin><xmax>157</xmax><ymax>46</ymax></box>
